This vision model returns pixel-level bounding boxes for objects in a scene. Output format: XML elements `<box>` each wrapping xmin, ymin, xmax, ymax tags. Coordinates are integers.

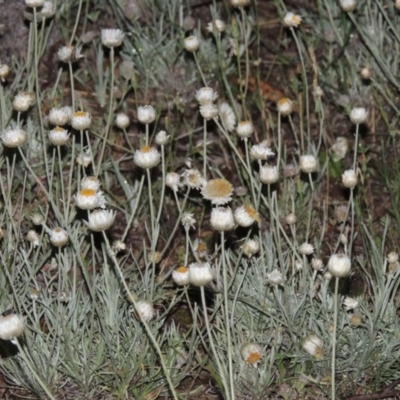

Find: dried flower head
<box><xmin>155</xmin><ymin>130</ymin><xmax>170</xmax><ymax>146</ymax></box>
<box><xmin>76</xmin><ymin>150</ymin><xmax>92</xmax><ymax>167</ymax></box>
<box><xmin>266</xmin><ymin>269</ymin><xmax>284</xmax><ymax>285</ymax></box>
<box><xmin>302</xmin><ymin>334</ymin><xmax>323</xmax><ymax>359</ymax></box>
<box><xmin>342</xmin><ymin>169</ymin><xmax>358</xmax><ymax>188</ymax></box>
<box><xmin>184</xmin><ymin>35</ymin><xmax>200</xmax><ymax>52</ymax></box>
<box><xmin>328</xmin><ymin>253</ymin><xmax>351</xmax><ymax>278</ymax></box>
<box><xmin>25</xmin><ymin>0</ymin><xmax>45</xmax><ymax>8</ymax></box>
<box><xmin>241</xmin><ymin>343</ymin><xmax>262</xmax><ymax>364</ymax></box>
<box><xmin>74</xmin><ymin>188</ymin><xmax>106</xmax><ymax>210</ymax></box>
<box><xmin>299</xmin><ymin>154</ymin><xmax>318</xmax><ymax>173</ymax></box>
<box><xmin>277</xmin><ymin>97</ymin><xmax>293</xmax><ymax>115</ymax></box>
<box><xmin>331</xmin><ymin>137</ymin><xmax>349</xmax><ymax>161</ymax></box>
<box><xmin>189</xmin><ymin>262</ymin><xmax>214</xmax><ymax>286</ymax></box>
<box><xmin>285</xmin><ymin>213</ymin><xmax>297</xmax><ymax>225</ymax></box>
<box><xmin>339</xmin><ymin>0</ymin><xmax>357</xmax><ymax>12</ymax></box>
<box><xmin>172</xmin><ymin>266</ymin><xmax>190</xmax><ymax>286</ymax></box>
<box><xmin>242</xmin><ymin>239</ymin><xmax>260</xmax><ymax>258</ymax></box>
<box><xmin>193</xmin><ymin>239</ymin><xmax>208</xmax><ymax>258</ymax></box>
<box><xmin>48</xmin><ymin>126</ymin><xmax>69</xmax><ymax>146</ymax></box>
<box><xmin>137</xmin><ymin>105</ymin><xmax>156</xmax><ymax>124</ymax></box>
<box><xmin>57</xmin><ymin>45</ymin><xmax>83</xmax><ymax>63</ymax></box>
<box><xmin>182</xmin><ymin>169</ymin><xmax>205</xmax><ymax>189</ymax></box>
<box><xmin>181</xmin><ymin>212</ymin><xmax>196</xmax><ymax>230</ymax></box>
<box><xmin>207</xmin><ymin>19</ymin><xmax>226</xmax><ymax>33</ymax></box>
<box><xmin>283</xmin><ymin>12</ymin><xmax>302</xmax><ymax>27</ymax></box>
<box><xmin>231</xmin><ymin>0</ymin><xmax>250</xmax><ymax>7</ymax></box>
<box><xmin>311</xmin><ymin>258</ymin><xmax>324</xmax><ymax>271</ymax></box>
<box><xmin>250</xmin><ymin>142</ymin><xmax>274</xmax><ymax>160</ymax></box>
<box><xmin>13</xmin><ymin>91</ymin><xmax>35</xmax><ymax>112</ymax></box>
<box><xmin>299</xmin><ymin>242</ymin><xmax>314</xmax><ymax>255</ymax></box>
<box><xmin>165</xmin><ymin>172</ymin><xmax>180</xmax><ymax>191</ymax></box>
<box><xmin>49</xmin><ymin>227</ymin><xmax>69</xmax><ymax>247</ymax></box>
<box><xmin>202</xmin><ymin>178</ymin><xmax>233</xmax><ymax>205</ymax></box>
<box><xmin>234</xmin><ymin>205</ymin><xmax>260</xmax><ymax>227</ymax></box>
<box><xmin>236</xmin><ymin>120</ymin><xmax>254</xmax><ymax>139</ymax></box>
<box><xmin>81</xmin><ymin>176</ymin><xmax>101</xmax><ymax>191</ymax></box>
<box><xmin>350</xmin><ymin>107</ymin><xmax>367</xmax><ymax>124</ymax></box>
<box><xmin>343</xmin><ymin>297</ymin><xmax>359</xmax><ymax>311</ymax></box>
<box><xmin>48</xmin><ymin>107</ymin><xmax>70</xmax><ymax>126</ymax></box>
<box><xmin>260</xmin><ymin>164</ymin><xmax>279</xmax><ymax>184</ymax></box>
<box><xmin>27</xmin><ymin>230</ymin><xmax>40</xmax><ymax>247</ymax></box>
<box><xmin>0</xmin><ymin>64</ymin><xmax>10</xmax><ymax>82</ymax></box>
<box><xmin>71</xmin><ymin>111</ymin><xmax>91</xmax><ymax>130</ymax></box>
<box><xmin>115</xmin><ymin>112</ymin><xmax>130</xmax><ymax>129</ymax></box>
<box><xmin>200</xmin><ymin>103</ymin><xmax>219</xmax><ymax>120</ymax></box>
<box><xmin>85</xmin><ymin>209</ymin><xmax>116</xmax><ymax>231</ymax></box>
<box><xmin>195</xmin><ymin>87</ymin><xmax>218</xmax><ymax>105</ymax></box>
<box><xmin>134</xmin><ymin>300</ymin><xmax>155</xmax><ymax>322</ymax></box>
<box><xmin>0</xmin><ymin>312</ymin><xmax>25</xmax><ymax>340</ymax></box>
<box><xmin>211</xmin><ymin>207</ymin><xmax>235</xmax><ymax>231</ymax></box>
<box><xmin>219</xmin><ymin>102</ymin><xmax>236</xmax><ymax>132</ymax></box>
<box><xmin>133</xmin><ymin>146</ymin><xmax>160</xmax><ymax>169</ymax></box>
<box><xmin>387</xmin><ymin>251</ymin><xmax>399</xmax><ymax>264</ymax></box>
<box><xmin>101</xmin><ymin>28</ymin><xmax>124</xmax><ymax>48</ymax></box>
<box><xmin>1</xmin><ymin>126</ymin><xmax>27</xmax><ymax>148</ymax></box>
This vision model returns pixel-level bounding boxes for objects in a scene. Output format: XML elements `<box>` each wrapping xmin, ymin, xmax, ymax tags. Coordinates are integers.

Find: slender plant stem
<box><xmin>203</xmin><ymin>118</ymin><xmax>207</xmax><ymax>179</ymax></box>
<box><xmin>353</xmin><ymin>123</ymin><xmax>360</xmax><ymax>170</ymax></box>
<box><xmin>221</xmin><ymin>231</ymin><xmax>235</xmax><ymax>400</ymax></box>
<box><xmin>97</xmin><ymin>47</ymin><xmax>115</xmax><ymax>175</ymax></box>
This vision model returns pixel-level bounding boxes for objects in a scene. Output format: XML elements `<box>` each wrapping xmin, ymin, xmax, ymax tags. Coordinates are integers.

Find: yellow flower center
<box><xmin>244</xmin><ymin>205</ymin><xmax>260</xmax><ymax>222</ymax></box>
<box><xmin>176</xmin><ymin>266</ymin><xmax>188</xmax><ymax>273</ymax></box>
<box><xmin>74</xmin><ymin>111</ymin><xmax>87</xmax><ymax>117</ymax></box>
<box><xmin>197</xmin><ymin>242</ymin><xmax>207</xmax><ymax>253</ymax></box>
<box><xmin>141</xmin><ymin>146</ymin><xmax>152</xmax><ymax>153</ymax></box>
<box><xmin>278</xmin><ymin>98</ymin><xmax>290</xmax><ymax>107</ymax></box>
<box><xmin>80</xmin><ymin>188</ymin><xmax>95</xmax><ymax>197</ymax></box>
<box><xmin>291</xmin><ymin>15</ymin><xmax>301</xmax><ymax>24</ymax></box>
<box><xmin>246</xmin><ymin>351</ymin><xmax>261</xmax><ymax>363</ymax></box>
<box><xmin>204</xmin><ymin>179</ymin><xmax>233</xmax><ymax>198</ymax></box>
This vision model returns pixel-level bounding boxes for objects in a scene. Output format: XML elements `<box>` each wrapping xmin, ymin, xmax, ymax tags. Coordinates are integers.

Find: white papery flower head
<box><xmin>101</xmin><ymin>28</ymin><xmax>124</xmax><ymax>48</ymax></box>
<box><xmin>331</xmin><ymin>137</ymin><xmax>349</xmax><ymax>161</ymax></box>
<box><xmin>219</xmin><ymin>102</ymin><xmax>236</xmax><ymax>132</ymax></box>
<box><xmin>231</xmin><ymin>0</ymin><xmax>250</xmax><ymax>7</ymax></box>
<box><xmin>181</xmin><ymin>212</ymin><xmax>196</xmax><ymax>230</ymax></box>
<box><xmin>27</xmin><ymin>230</ymin><xmax>40</xmax><ymax>247</ymax></box>
<box><xmin>115</xmin><ymin>112</ymin><xmax>130</xmax><ymax>129</ymax></box>
<box><xmin>85</xmin><ymin>209</ymin><xmax>116</xmax><ymax>231</ymax></box>
<box><xmin>172</xmin><ymin>266</ymin><xmax>190</xmax><ymax>286</ymax></box>
<box><xmin>184</xmin><ymin>35</ymin><xmax>199</xmax><ymax>52</ymax></box>
<box><xmin>81</xmin><ymin>176</ymin><xmax>101</xmax><ymax>191</ymax></box>
<box><xmin>241</xmin><ymin>343</ymin><xmax>262</xmax><ymax>364</ymax></box>
<box><xmin>0</xmin><ymin>64</ymin><xmax>10</xmax><ymax>82</ymax></box>
<box><xmin>328</xmin><ymin>253</ymin><xmax>351</xmax><ymax>278</ymax></box>
<box><xmin>285</xmin><ymin>213</ymin><xmax>297</xmax><ymax>225</ymax></box>
<box><xmin>200</xmin><ymin>103</ymin><xmax>219</xmax><ymax>120</ymax></box>
<box><xmin>234</xmin><ymin>205</ymin><xmax>260</xmax><ymax>227</ymax></box>
<box><xmin>57</xmin><ymin>45</ymin><xmax>83</xmax><ymax>63</ymax></box>
<box><xmin>202</xmin><ymin>178</ymin><xmax>233</xmax><ymax>205</ymax></box>
<box><xmin>39</xmin><ymin>1</ymin><xmax>55</xmax><ymax>18</ymax></box>
<box><xmin>387</xmin><ymin>251</ymin><xmax>399</xmax><ymax>264</ymax></box>
<box><xmin>207</xmin><ymin>19</ymin><xmax>226</xmax><ymax>33</ymax></box>
<box><xmin>283</xmin><ymin>12</ymin><xmax>302</xmax><ymax>27</ymax></box>
<box><xmin>259</xmin><ymin>164</ymin><xmax>279</xmax><ymax>184</ymax></box>
<box><xmin>0</xmin><ymin>312</ymin><xmax>25</xmax><ymax>340</ymax></box>
<box><xmin>195</xmin><ymin>87</ymin><xmax>218</xmax><ymax>105</ymax></box>
<box><xmin>343</xmin><ymin>297</ymin><xmax>359</xmax><ymax>310</ymax></box>
<box><xmin>250</xmin><ymin>142</ymin><xmax>274</xmax><ymax>160</ymax></box>
<box><xmin>48</xmin><ymin>126</ymin><xmax>69</xmax><ymax>146</ymax></box>
<box><xmin>189</xmin><ymin>262</ymin><xmax>214</xmax><ymax>286</ymax></box>
<box><xmin>242</xmin><ymin>239</ymin><xmax>260</xmax><ymax>258</ymax></box>
<box><xmin>134</xmin><ymin>300</ymin><xmax>155</xmax><ymax>322</ymax></box>
<box><xmin>25</xmin><ymin>0</ymin><xmax>45</xmax><ymax>7</ymax></box>
<box><xmin>155</xmin><ymin>130</ymin><xmax>170</xmax><ymax>145</ymax></box>
<box><xmin>299</xmin><ymin>242</ymin><xmax>314</xmax><ymax>255</ymax></box>
<box><xmin>339</xmin><ymin>0</ymin><xmax>357</xmax><ymax>12</ymax></box>
<box><xmin>182</xmin><ymin>169</ymin><xmax>205</xmax><ymax>189</ymax></box>
<box><xmin>350</xmin><ymin>107</ymin><xmax>367</xmax><ymax>124</ymax></box>
<box><xmin>74</xmin><ymin>189</ymin><xmax>106</xmax><ymax>210</ymax></box>
<box><xmin>342</xmin><ymin>169</ymin><xmax>358</xmax><ymax>188</ymax></box>
<box><xmin>211</xmin><ymin>207</ymin><xmax>235</xmax><ymax>231</ymax></box>
<box><xmin>236</xmin><ymin>120</ymin><xmax>254</xmax><ymax>139</ymax></box>
<box><xmin>71</xmin><ymin>111</ymin><xmax>91</xmax><ymax>130</ymax></box>
<box><xmin>133</xmin><ymin>146</ymin><xmax>160</xmax><ymax>169</ymax></box>
<box><xmin>277</xmin><ymin>97</ymin><xmax>293</xmax><ymax>115</ymax></box>
<box><xmin>137</xmin><ymin>105</ymin><xmax>156</xmax><ymax>124</ymax></box>
<box><xmin>302</xmin><ymin>334</ymin><xmax>323</xmax><ymax>359</ymax></box>
<box><xmin>266</xmin><ymin>269</ymin><xmax>284</xmax><ymax>285</ymax></box>
<box><xmin>13</xmin><ymin>91</ymin><xmax>35</xmax><ymax>112</ymax></box>
<box><xmin>166</xmin><ymin>172</ymin><xmax>180</xmax><ymax>191</ymax></box>
<box><xmin>1</xmin><ymin>126</ymin><xmax>27</xmax><ymax>148</ymax></box>
<box><xmin>299</xmin><ymin>154</ymin><xmax>318</xmax><ymax>173</ymax></box>
<box><xmin>76</xmin><ymin>150</ymin><xmax>92</xmax><ymax>167</ymax></box>
<box><xmin>49</xmin><ymin>227</ymin><xmax>69</xmax><ymax>247</ymax></box>
<box><xmin>48</xmin><ymin>107</ymin><xmax>70</xmax><ymax>126</ymax></box>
